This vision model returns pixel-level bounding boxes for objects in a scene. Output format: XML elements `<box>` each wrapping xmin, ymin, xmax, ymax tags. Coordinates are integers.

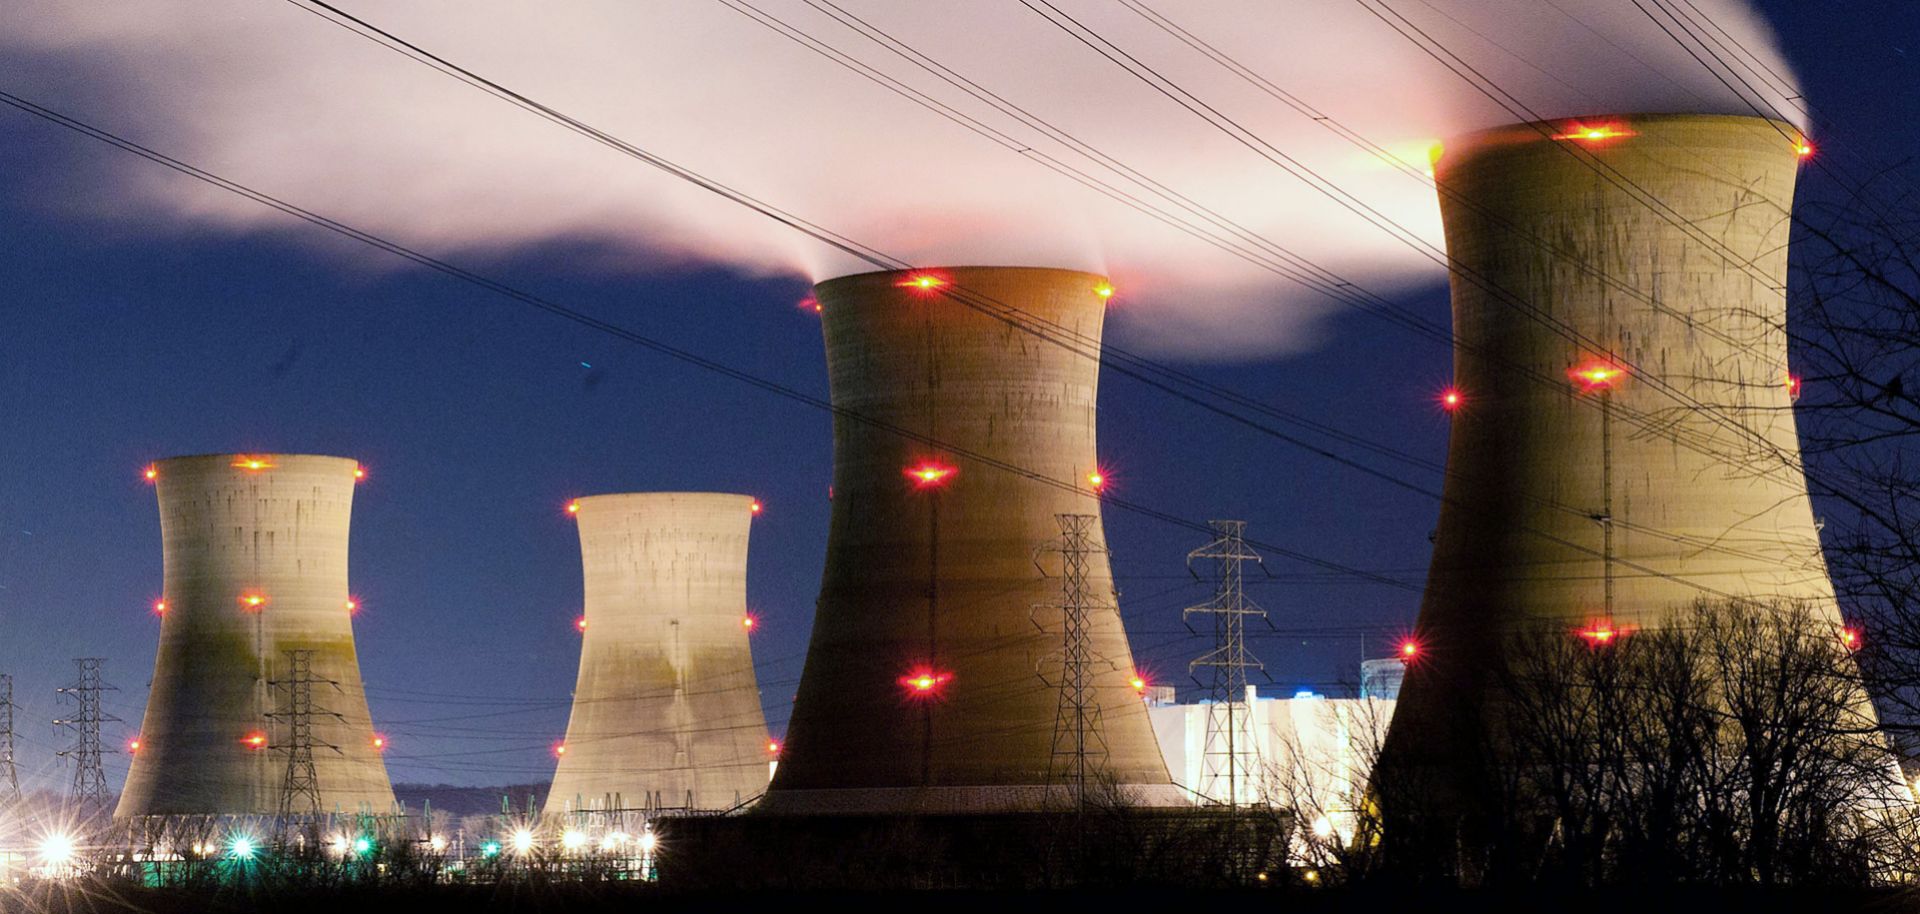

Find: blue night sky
<box><xmin>1</xmin><ymin>1</ymin><xmax>1915</xmax><ymax>791</ymax></box>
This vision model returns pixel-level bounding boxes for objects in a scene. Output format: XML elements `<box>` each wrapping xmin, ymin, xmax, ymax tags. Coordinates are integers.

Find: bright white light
<box><xmin>429</xmin><ymin>836</ymin><xmax>447</xmax><ymax>852</ymax></box>
<box><xmin>511</xmin><ymin>829</ymin><xmax>535</xmax><ymax>854</ymax></box>
<box><xmin>1311</xmin><ymin>816</ymin><xmax>1334</xmax><ymax>839</ymax></box>
<box><xmin>328</xmin><ymin>835</ymin><xmax>349</xmax><ymax>855</ymax></box>
<box><xmin>229</xmin><ymin>836</ymin><xmax>257</xmax><ymax>859</ymax></box>
<box><xmin>637</xmin><ymin>830</ymin><xmax>658</xmax><ymax>853</ymax></box>
<box><xmin>599</xmin><ymin>833</ymin><xmax>623</xmax><ymax>852</ymax></box>
<box><xmin>38</xmin><ymin>833</ymin><xmax>76</xmax><ymax>865</ymax></box>
<box><xmin>561</xmin><ymin>830</ymin><xmax>587</xmax><ymax>852</ymax></box>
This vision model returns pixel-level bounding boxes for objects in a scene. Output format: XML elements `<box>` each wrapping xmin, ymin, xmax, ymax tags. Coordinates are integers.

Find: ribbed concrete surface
<box><xmin>117</xmin><ymin>453</ymin><xmax>393</xmax><ymax>817</ymax></box>
<box><xmin>1383</xmin><ymin>115</ymin><xmax>1845</xmax><ymax>779</ymax></box>
<box><xmin>761</xmin><ymin>266</ymin><xmax>1180</xmax><ymax>814</ymax></box>
<box><xmin>545</xmin><ymin>492</ymin><xmax>771</xmax><ymax>815</ymax></box>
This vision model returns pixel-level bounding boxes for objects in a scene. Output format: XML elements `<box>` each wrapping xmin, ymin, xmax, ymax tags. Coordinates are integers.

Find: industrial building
<box><xmin>117</xmin><ymin>453</ymin><xmax>394</xmax><ymax>818</ymax></box>
<box><xmin>762</xmin><ymin>266</ymin><xmax>1182</xmax><ymax>814</ymax></box>
<box><xmin>1380</xmin><ymin>114</ymin><xmax>1865</xmax><ymax>814</ymax></box>
<box><xmin>545</xmin><ymin>492</ymin><xmax>772</xmax><ymax>817</ymax></box>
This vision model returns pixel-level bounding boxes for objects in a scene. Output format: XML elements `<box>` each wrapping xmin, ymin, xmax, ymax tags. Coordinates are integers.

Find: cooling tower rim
<box><xmin>573</xmin><ymin>491</ymin><xmax>756</xmax><ymax>507</ymax></box>
<box><xmin>816</xmin><ymin>264</ymin><xmax>1110</xmax><ymax>289</ymax></box>
<box><xmin>151</xmin><ymin>452</ymin><xmax>359</xmax><ymax>468</ymax></box>
<box><xmin>1438</xmin><ymin>112</ymin><xmax>1803</xmax><ymax>166</ymax></box>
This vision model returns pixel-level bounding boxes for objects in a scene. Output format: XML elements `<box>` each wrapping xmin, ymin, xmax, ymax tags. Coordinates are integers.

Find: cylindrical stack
<box><xmin>761</xmin><ymin>266</ymin><xmax>1179</xmax><ymax>814</ymax></box>
<box><xmin>117</xmin><ymin>453</ymin><xmax>393</xmax><ymax>817</ymax></box>
<box><xmin>546</xmin><ymin>493</ymin><xmax>771</xmax><ymax>815</ymax></box>
<box><xmin>1381</xmin><ymin>115</ymin><xmax>1844</xmax><ymax>803</ymax></box>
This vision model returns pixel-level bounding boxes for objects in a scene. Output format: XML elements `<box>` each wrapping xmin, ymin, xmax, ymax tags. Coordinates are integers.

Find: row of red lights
<box><xmin>151</xmin><ymin>594</ymin><xmax>359</xmax><ymax>616</ymax></box>
<box><xmin>128</xmin><ymin>731</ymin><xmax>389</xmax><ymax>754</ymax></box>
<box><xmin>143</xmin><ymin>463</ymin><xmax>367</xmax><ymax>483</ymax></box>
<box><xmin>1434</xmin><ymin>365</ymin><xmax>1804</xmax><ymax>414</ymax></box>
<box><xmin>1552</xmin><ymin>123</ymin><xmax>1814</xmax><ymax>161</ymax></box>
<box><xmin>1391</xmin><ymin>623</ymin><xmax>1863</xmax><ymax>656</ymax></box>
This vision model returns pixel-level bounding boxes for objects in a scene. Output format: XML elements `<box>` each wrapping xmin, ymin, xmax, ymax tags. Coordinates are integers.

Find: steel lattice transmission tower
<box><xmin>0</xmin><ymin>674</ymin><xmax>21</xmax><ymax>807</ymax></box>
<box><xmin>268</xmin><ymin>649</ymin><xmax>340</xmax><ymax>819</ymax></box>
<box><xmin>54</xmin><ymin>658</ymin><xmax>119</xmax><ymax>809</ymax></box>
<box><xmin>1035</xmin><ymin>513</ymin><xmax>1114</xmax><ymax>809</ymax></box>
<box><xmin>1185</xmin><ymin>521</ymin><xmax>1265</xmax><ymax>808</ymax></box>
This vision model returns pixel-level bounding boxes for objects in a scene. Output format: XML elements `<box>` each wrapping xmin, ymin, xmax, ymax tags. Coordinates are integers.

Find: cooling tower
<box><xmin>117</xmin><ymin>453</ymin><xmax>393</xmax><ymax>818</ymax></box>
<box><xmin>1381</xmin><ymin>115</ymin><xmax>1841</xmax><ymax>805</ymax></box>
<box><xmin>760</xmin><ymin>266</ymin><xmax>1180</xmax><ymax>814</ymax></box>
<box><xmin>545</xmin><ymin>492</ymin><xmax>771</xmax><ymax>815</ymax></box>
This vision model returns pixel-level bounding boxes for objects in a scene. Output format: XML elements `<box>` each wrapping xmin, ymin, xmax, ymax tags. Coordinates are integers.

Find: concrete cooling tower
<box><xmin>760</xmin><ymin>266</ymin><xmax>1180</xmax><ymax>814</ymax></box>
<box><xmin>118</xmin><ymin>454</ymin><xmax>393</xmax><ymax>818</ymax></box>
<box><xmin>1381</xmin><ymin>115</ymin><xmax>1848</xmax><ymax>806</ymax></box>
<box><xmin>545</xmin><ymin>492</ymin><xmax>772</xmax><ymax>815</ymax></box>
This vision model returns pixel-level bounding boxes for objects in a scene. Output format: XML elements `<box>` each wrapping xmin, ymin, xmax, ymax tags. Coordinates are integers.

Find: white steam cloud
<box><xmin>3</xmin><ymin>0</ymin><xmax>1802</xmax><ymax>357</ymax></box>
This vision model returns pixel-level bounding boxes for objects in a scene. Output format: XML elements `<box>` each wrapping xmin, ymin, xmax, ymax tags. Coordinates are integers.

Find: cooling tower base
<box><xmin>753</xmin><ymin>783</ymin><xmax>1192</xmax><ymax>816</ymax></box>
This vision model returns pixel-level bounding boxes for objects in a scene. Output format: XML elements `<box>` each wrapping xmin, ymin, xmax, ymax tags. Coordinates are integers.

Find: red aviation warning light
<box><xmin>749</xmin><ymin>500</ymin><xmax>763</xmax><ymax>516</ymax></box>
<box><xmin>128</xmin><ymin>738</ymin><xmax>142</xmax><ymax>754</ymax></box>
<box><xmin>1095</xmin><ymin>283</ymin><xmax>1116</xmax><ymax>300</ymax></box>
<box><xmin>767</xmin><ymin>739</ymin><xmax>782</xmax><ymax>755</ymax></box>
<box><xmin>554</xmin><ymin>742</ymin><xmax>568</xmax><ymax>757</ymax></box>
<box><xmin>239</xmin><ymin>593</ymin><xmax>267</xmax><ymax>611</ymax></box>
<box><xmin>896</xmin><ymin>274</ymin><xmax>947</xmax><ymax>292</ymax></box>
<box><xmin>143</xmin><ymin>465</ymin><xmax>158</xmax><ymax>482</ymax></box>
<box><xmin>899</xmin><ymin>668</ymin><xmax>952</xmax><ymax>698</ymax></box>
<box><xmin>353</xmin><ymin>465</ymin><xmax>366</xmax><ymax>481</ymax></box>
<box><xmin>566</xmin><ymin>500</ymin><xmax>581</xmax><ymax>515</ymax></box>
<box><xmin>345</xmin><ymin>597</ymin><xmax>359</xmax><ymax>614</ymax></box>
<box><xmin>742</xmin><ymin>615</ymin><xmax>757</xmax><ymax>632</ymax></box>
<box><xmin>231</xmin><ymin>456</ymin><xmax>274</xmax><ymax>471</ymax></box>
<box><xmin>798</xmin><ymin>297</ymin><xmax>822</xmax><ymax>314</ymax></box>
<box><xmin>1399</xmin><ymin>639</ymin><xmax>1420</xmax><ymax>660</ymax></box>
<box><xmin>1788</xmin><ymin>374</ymin><xmax>1803</xmax><ymax>402</ymax></box>
<box><xmin>1570</xmin><ymin>360</ymin><xmax>1625</xmax><ymax>391</ymax></box>
<box><xmin>152</xmin><ymin>600</ymin><xmax>168</xmax><ymax>616</ymax></box>
<box><xmin>1439</xmin><ymin>387</ymin><xmax>1464</xmax><ymax>412</ymax></box>
<box><xmin>1088</xmin><ymin>470</ymin><xmax>1107</xmax><ymax>491</ymax></box>
<box><xmin>575</xmin><ymin>616</ymin><xmax>588</xmax><ymax>633</ymax></box>
<box><xmin>1841</xmin><ymin>627</ymin><xmax>1862</xmax><ymax>651</ymax></box>
<box><xmin>1129</xmin><ymin>674</ymin><xmax>1148</xmax><ymax>694</ymax></box>
<box><xmin>906</xmin><ymin>462</ymin><xmax>956</xmax><ymax>488</ymax></box>
<box><xmin>1797</xmin><ymin>141</ymin><xmax>1814</xmax><ymax>159</ymax></box>
<box><xmin>371</xmin><ymin>735</ymin><xmax>386</xmax><ymax>751</ymax></box>
<box><xmin>243</xmin><ymin>732</ymin><xmax>268</xmax><ymax>750</ymax></box>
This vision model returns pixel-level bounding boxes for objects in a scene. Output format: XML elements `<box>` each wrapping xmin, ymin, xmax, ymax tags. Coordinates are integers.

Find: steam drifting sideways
<box><xmin>4</xmin><ymin>0</ymin><xmax>1802</xmax><ymax>357</ymax></box>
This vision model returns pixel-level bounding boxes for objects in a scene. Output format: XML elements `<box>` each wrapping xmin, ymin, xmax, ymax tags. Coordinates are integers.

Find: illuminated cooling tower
<box><xmin>760</xmin><ymin>266</ymin><xmax>1180</xmax><ymax>814</ymax></box>
<box><xmin>1382</xmin><ymin>115</ymin><xmax>1843</xmax><ymax>799</ymax></box>
<box><xmin>117</xmin><ymin>454</ymin><xmax>392</xmax><ymax>817</ymax></box>
<box><xmin>545</xmin><ymin>492</ymin><xmax>772</xmax><ymax>815</ymax></box>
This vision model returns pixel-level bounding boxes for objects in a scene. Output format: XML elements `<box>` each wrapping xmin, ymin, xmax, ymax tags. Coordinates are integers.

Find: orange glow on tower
<box><xmin>238</xmin><ymin>593</ymin><xmax>267</xmax><ymax>611</ymax></box>
<box><xmin>554</xmin><ymin>742</ymin><xmax>567</xmax><ymax>757</ymax></box>
<box><xmin>143</xmin><ymin>465</ymin><xmax>158</xmax><ymax>482</ymax></box>
<box><xmin>1400</xmin><ymin>639</ymin><xmax>1420</xmax><ymax>660</ymax></box>
<box><xmin>905</xmin><ymin>462</ymin><xmax>956</xmax><ymax>488</ymax></box>
<box><xmin>345</xmin><ymin>598</ymin><xmax>359</xmax><ymax>613</ymax></box>
<box><xmin>1129</xmin><ymin>674</ymin><xmax>1148</xmax><ymax>693</ymax></box>
<box><xmin>1842</xmin><ymin>627</ymin><xmax>1862</xmax><ymax>651</ymax></box>
<box><xmin>128</xmin><ymin>738</ymin><xmax>141</xmax><ymax>753</ymax></box>
<box><xmin>896</xmin><ymin>274</ymin><xmax>947</xmax><ymax>291</ymax></box>
<box><xmin>1788</xmin><ymin>374</ymin><xmax>1803</xmax><ymax>402</ymax></box>
<box><xmin>1440</xmin><ymin>387</ymin><xmax>1464</xmax><ymax>412</ymax></box>
<box><xmin>152</xmin><ymin>600</ymin><xmax>168</xmax><ymax>616</ymax></box>
<box><xmin>1554</xmin><ymin>124</ymin><xmax>1635</xmax><ymax>143</ymax></box>
<box><xmin>1578</xmin><ymin>621</ymin><xmax>1632</xmax><ymax>646</ymax></box>
<box><xmin>1095</xmin><ymin>283</ymin><xmax>1115</xmax><ymax>299</ymax></box>
<box><xmin>750</xmin><ymin>500</ymin><xmax>763</xmax><ymax>515</ymax></box>
<box><xmin>1797</xmin><ymin>141</ymin><xmax>1814</xmax><ymax>159</ymax></box>
<box><xmin>566</xmin><ymin>500</ymin><xmax>580</xmax><ymax>515</ymax></box>
<box><xmin>742</xmin><ymin>615</ymin><xmax>757</xmax><ymax>631</ymax></box>
<box><xmin>231</xmin><ymin>456</ymin><xmax>274</xmax><ymax>471</ymax></box>
<box><xmin>767</xmin><ymin>739</ymin><xmax>782</xmax><ymax>755</ymax></box>
<box><xmin>1570</xmin><ymin>360</ymin><xmax>1625</xmax><ymax>390</ymax></box>
<box><xmin>243</xmin><ymin>732</ymin><xmax>268</xmax><ymax>750</ymax></box>
<box><xmin>575</xmin><ymin>616</ymin><xmax>587</xmax><ymax>632</ymax></box>
<box><xmin>353</xmin><ymin>466</ymin><xmax>366</xmax><ymax>481</ymax></box>
<box><xmin>371</xmin><ymin>735</ymin><xmax>386</xmax><ymax>751</ymax></box>
<box><xmin>899</xmin><ymin>668</ymin><xmax>952</xmax><ymax>698</ymax></box>
<box><xmin>1088</xmin><ymin>470</ymin><xmax>1106</xmax><ymax>491</ymax></box>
